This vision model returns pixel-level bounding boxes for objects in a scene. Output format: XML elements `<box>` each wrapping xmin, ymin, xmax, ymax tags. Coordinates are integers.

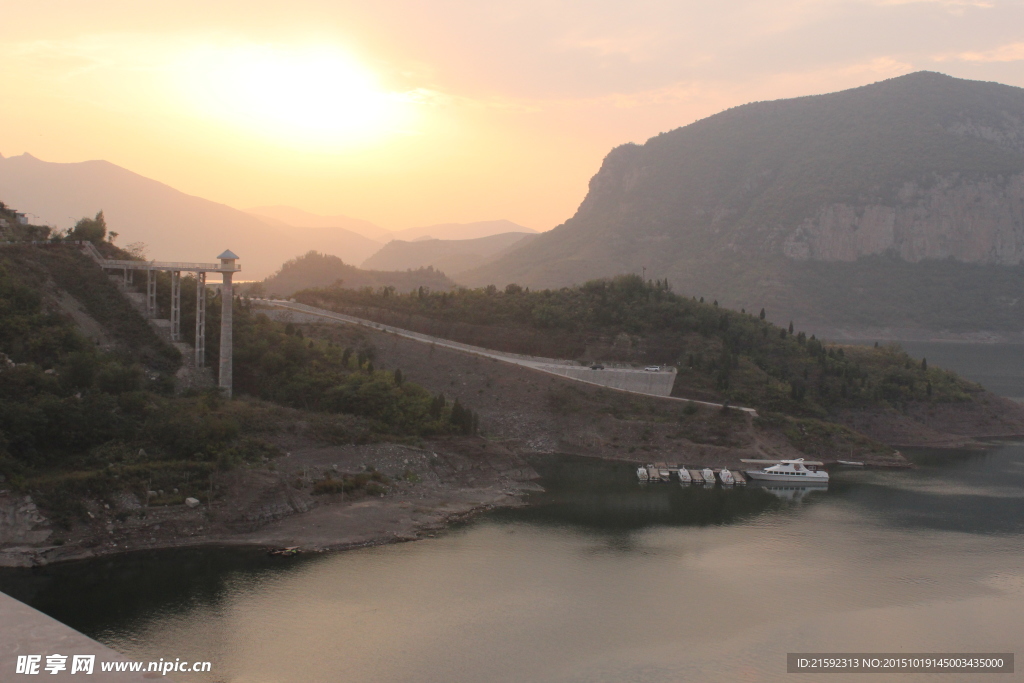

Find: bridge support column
<box><xmin>146</xmin><ymin>269</ymin><xmax>157</xmax><ymax>318</ymax></box>
<box><xmin>219</xmin><ymin>271</ymin><xmax>233</xmax><ymax>397</ymax></box>
<box><xmin>195</xmin><ymin>272</ymin><xmax>206</xmax><ymax>367</ymax></box>
<box><xmin>170</xmin><ymin>271</ymin><xmax>181</xmax><ymax>341</ymax></box>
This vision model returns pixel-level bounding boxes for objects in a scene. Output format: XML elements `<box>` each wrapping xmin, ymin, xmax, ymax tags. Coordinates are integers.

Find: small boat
<box><xmin>701</xmin><ymin>468</ymin><xmax>716</xmax><ymax>485</ymax></box>
<box><xmin>717</xmin><ymin>469</ymin><xmax>735</xmax><ymax>486</ymax></box>
<box><xmin>677</xmin><ymin>468</ymin><xmax>692</xmax><ymax>484</ymax></box>
<box><xmin>269</xmin><ymin>546</ymin><xmax>301</xmax><ymax>557</ymax></box>
<box><xmin>837</xmin><ymin>460</ymin><xmax>865</xmax><ymax>467</ymax></box>
<box><xmin>637</xmin><ymin>466</ymin><xmax>649</xmax><ymax>482</ymax></box>
<box><xmin>658</xmin><ymin>466</ymin><xmax>672</xmax><ymax>481</ymax></box>
<box><xmin>746</xmin><ymin>459</ymin><xmax>829</xmax><ymax>483</ymax></box>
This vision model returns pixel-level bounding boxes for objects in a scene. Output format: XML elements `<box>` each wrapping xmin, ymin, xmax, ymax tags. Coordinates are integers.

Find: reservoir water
<box><xmin>2</xmin><ymin>342</ymin><xmax>1023</xmax><ymax>682</ymax></box>
<box><xmin>2</xmin><ymin>448</ymin><xmax>1023</xmax><ymax>682</ymax></box>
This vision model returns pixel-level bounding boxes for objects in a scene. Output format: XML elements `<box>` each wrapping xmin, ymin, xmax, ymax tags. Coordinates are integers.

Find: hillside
<box><xmin>294</xmin><ymin>275</ymin><xmax>1024</xmax><ymax>447</ymax></box>
<box><xmin>0</xmin><ymin>236</ymin><xmax>492</xmax><ymax>552</ymax></box>
<box><xmin>361</xmin><ymin>232</ymin><xmax>537</xmax><ymax>275</ymax></box>
<box><xmin>390</xmin><ymin>219</ymin><xmax>535</xmax><ymax>242</ymax></box>
<box><xmin>0</xmin><ymin>155</ymin><xmax>380</xmax><ymax>278</ymax></box>
<box><xmin>249</xmin><ymin>251</ymin><xmax>457</xmax><ymax>298</ymax></box>
<box><xmin>461</xmin><ymin>72</ymin><xmax>1024</xmax><ymax>336</ymax></box>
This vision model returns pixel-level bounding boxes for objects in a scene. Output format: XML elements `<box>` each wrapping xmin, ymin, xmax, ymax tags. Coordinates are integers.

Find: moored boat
<box><xmin>637</xmin><ymin>466</ymin><xmax>649</xmax><ymax>482</ymax></box>
<box><xmin>701</xmin><ymin>468</ymin><xmax>716</xmax><ymax>485</ymax></box>
<box><xmin>646</xmin><ymin>465</ymin><xmax>660</xmax><ymax>481</ymax></box>
<box><xmin>745</xmin><ymin>458</ymin><xmax>829</xmax><ymax>483</ymax></box>
<box><xmin>717</xmin><ymin>468</ymin><xmax>735</xmax><ymax>486</ymax></box>
<box><xmin>677</xmin><ymin>468</ymin><xmax>692</xmax><ymax>484</ymax></box>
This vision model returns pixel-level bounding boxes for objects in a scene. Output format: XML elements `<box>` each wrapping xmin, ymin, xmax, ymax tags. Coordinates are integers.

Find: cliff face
<box><xmin>463</xmin><ymin>72</ymin><xmax>1024</xmax><ymax>333</ymax></box>
<box><xmin>783</xmin><ymin>172</ymin><xmax>1024</xmax><ymax>264</ymax></box>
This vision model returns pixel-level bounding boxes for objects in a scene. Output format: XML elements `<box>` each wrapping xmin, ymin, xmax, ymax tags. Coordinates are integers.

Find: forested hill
<box><xmin>0</xmin><ymin>222</ymin><xmax>481</xmax><ymax>526</ymax></box>
<box><xmin>295</xmin><ymin>275</ymin><xmax>1000</xmax><ymax>420</ymax></box>
<box><xmin>458</xmin><ymin>72</ymin><xmax>1024</xmax><ymax>336</ymax></box>
<box><xmin>249</xmin><ymin>251</ymin><xmax>456</xmax><ymax>298</ymax></box>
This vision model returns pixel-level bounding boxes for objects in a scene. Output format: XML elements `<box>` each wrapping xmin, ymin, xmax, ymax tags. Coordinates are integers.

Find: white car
<box><xmin>644</xmin><ymin>365</ymin><xmax>660</xmax><ymax>372</ymax></box>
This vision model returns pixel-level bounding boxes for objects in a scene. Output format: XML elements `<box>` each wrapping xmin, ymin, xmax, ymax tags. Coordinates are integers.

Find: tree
<box><xmin>759</xmin><ymin>308</ymin><xmax>766</xmax><ymax>320</ymax></box>
<box><xmin>70</xmin><ymin>211</ymin><xmax>107</xmax><ymax>244</ymax></box>
<box><xmin>394</xmin><ymin>368</ymin><xmax>403</xmax><ymax>386</ymax></box>
<box><xmin>788</xmin><ymin>321</ymin><xmax>794</xmax><ymax>334</ymax></box>
<box><xmin>921</xmin><ymin>357</ymin><xmax>927</xmax><ymax>371</ymax></box>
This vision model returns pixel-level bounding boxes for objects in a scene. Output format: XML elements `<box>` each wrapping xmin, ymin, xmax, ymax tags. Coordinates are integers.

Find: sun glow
<box><xmin>176</xmin><ymin>44</ymin><xmax>417</xmax><ymax>149</ymax></box>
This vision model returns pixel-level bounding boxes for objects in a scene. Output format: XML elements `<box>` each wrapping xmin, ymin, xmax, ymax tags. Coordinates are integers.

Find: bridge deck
<box><xmin>100</xmin><ymin>258</ymin><xmax>240</xmax><ymax>272</ymax></box>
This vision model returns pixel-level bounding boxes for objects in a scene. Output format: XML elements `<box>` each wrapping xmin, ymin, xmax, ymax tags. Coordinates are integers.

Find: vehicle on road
<box><xmin>644</xmin><ymin>365</ymin><xmax>660</xmax><ymax>372</ymax></box>
<box><xmin>590</xmin><ymin>364</ymin><xmax>605</xmax><ymax>370</ymax></box>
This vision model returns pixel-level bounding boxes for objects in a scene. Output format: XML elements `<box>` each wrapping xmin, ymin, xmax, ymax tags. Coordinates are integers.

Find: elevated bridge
<box><xmin>78</xmin><ymin>242</ymin><xmax>240</xmax><ymax>397</ymax></box>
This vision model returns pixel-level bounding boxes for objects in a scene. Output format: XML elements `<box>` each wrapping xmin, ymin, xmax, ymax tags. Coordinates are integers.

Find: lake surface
<box><xmin>2</xmin><ymin>447</ymin><xmax>1023</xmax><ymax>683</ymax></box>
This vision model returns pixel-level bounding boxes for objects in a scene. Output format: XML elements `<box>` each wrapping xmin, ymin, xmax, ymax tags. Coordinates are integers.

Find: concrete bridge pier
<box><xmin>170</xmin><ymin>271</ymin><xmax>181</xmax><ymax>341</ymax></box>
<box><xmin>146</xmin><ymin>270</ymin><xmax>156</xmax><ymax>318</ymax></box>
<box><xmin>217</xmin><ymin>250</ymin><xmax>238</xmax><ymax>397</ymax></box>
<box><xmin>195</xmin><ymin>272</ymin><xmax>206</xmax><ymax>367</ymax></box>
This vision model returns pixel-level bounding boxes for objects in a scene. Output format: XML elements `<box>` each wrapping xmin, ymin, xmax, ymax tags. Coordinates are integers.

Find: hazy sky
<box><xmin>3</xmin><ymin>0</ymin><xmax>1023</xmax><ymax>231</ymax></box>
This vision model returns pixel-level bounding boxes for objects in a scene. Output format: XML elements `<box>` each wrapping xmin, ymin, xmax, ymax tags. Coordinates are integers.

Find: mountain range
<box><xmin>461</xmin><ymin>71</ymin><xmax>1024</xmax><ymax>337</ymax></box>
<box><xmin>361</xmin><ymin>231</ymin><xmax>537</xmax><ymax>277</ymax></box>
<box><xmin>0</xmin><ymin>154</ymin><xmax>533</xmax><ymax>279</ymax></box>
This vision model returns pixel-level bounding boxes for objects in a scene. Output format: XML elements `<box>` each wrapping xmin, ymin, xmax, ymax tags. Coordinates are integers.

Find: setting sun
<box><xmin>176</xmin><ymin>44</ymin><xmax>417</xmax><ymax>149</ymax></box>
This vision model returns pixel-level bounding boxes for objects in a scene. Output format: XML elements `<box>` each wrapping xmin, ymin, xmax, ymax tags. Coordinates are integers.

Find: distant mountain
<box><xmin>463</xmin><ymin>72</ymin><xmax>1024</xmax><ymax>336</ymax></box>
<box><xmin>391</xmin><ymin>219</ymin><xmax>535</xmax><ymax>242</ymax></box>
<box><xmin>0</xmin><ymin>154</ymin><xmax>381</xmax><ymax>279</ymax></box>
<box><xmin>245</xmin><ymin>205</ymin><xmax>392</xmax><ymax>242</ymax></box>
<box><xmin>250</xmin><ymin>251</ymin><xmax>456</xmax><ymax>298</ymax></box>
<box><xmin>361</xmin><ymin>232</ymin><xmax>538</xmax><ymax>277</ymax></box>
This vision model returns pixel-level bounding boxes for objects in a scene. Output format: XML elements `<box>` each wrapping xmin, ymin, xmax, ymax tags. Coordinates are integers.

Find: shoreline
<box><xmin>0</xmin><ymin>440</ymin><xmax>991</xmax><ymax>569</ymax></box>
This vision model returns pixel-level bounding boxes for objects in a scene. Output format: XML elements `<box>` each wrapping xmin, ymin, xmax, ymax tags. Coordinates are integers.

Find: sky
<box><xmin>3</xmin><ymin>0</ymin><xmax>1024</xmax><ymax>232</ymax></box>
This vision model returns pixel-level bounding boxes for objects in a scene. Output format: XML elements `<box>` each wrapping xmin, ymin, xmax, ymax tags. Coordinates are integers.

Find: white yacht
<box><xmin>717</xmin><ymin>469</ymin><xmax>735</xmax><ymax>486</ymax></box>
<box><xmin>701</xmin><ymin>468</ymin><xmax>716</xmax><ymax>485</ymax></box>
<box><xmin>637</xmin><ymin>466</ymin><xmax>649</xmax><ymax>482</ymax></box>
<box><xmin>745</xmin><ymin>459</ymin><xmax>829</xmax><ymax>483</ymax></box>
<box><xmin>658</xmin><ymin>466</ymin><xmax>672</xmax><ymax>481</ymax></box>
<box><xmin>677</xmin><ymin>468</ymin><xmax>692</xmax><ymax>484</ymax></box>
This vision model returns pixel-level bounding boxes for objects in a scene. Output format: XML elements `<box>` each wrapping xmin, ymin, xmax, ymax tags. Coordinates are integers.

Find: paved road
<box><xmin>256</xmin><ymin>299</ymin><xmax>757</xmax><ymax>415</ymax></box>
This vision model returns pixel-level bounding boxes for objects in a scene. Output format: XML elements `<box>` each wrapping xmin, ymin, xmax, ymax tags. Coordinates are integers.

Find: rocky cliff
<box><xmin>461</xmin><ymin>71</ymin><xmax>1024</xmax><ymax>334</ymax></box>
<box><xmin>784</xmin><ymin>172</ymin><xmax>1024</xmax><ymax>264</ymax></box>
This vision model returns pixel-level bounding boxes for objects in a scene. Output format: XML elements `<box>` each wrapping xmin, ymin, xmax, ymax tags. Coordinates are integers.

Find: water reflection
<box><xmin>488</xmin><ymin>455</ymin><xmax>791</xmax><ymax>531</ymax></box>
<box><xmin>1</xmin><ymin>445</ymin><xmax>1022</xmax><ymax>683</ymax></box>
<box><xmin>0</xmin><ymin>546</ymin><xmax>325</xmax><ymax>640</ymax></box>
<box><xmin>751</xmin><ymin>481</ymin><xmax>829</xmax><ymax>503</ymax></box>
